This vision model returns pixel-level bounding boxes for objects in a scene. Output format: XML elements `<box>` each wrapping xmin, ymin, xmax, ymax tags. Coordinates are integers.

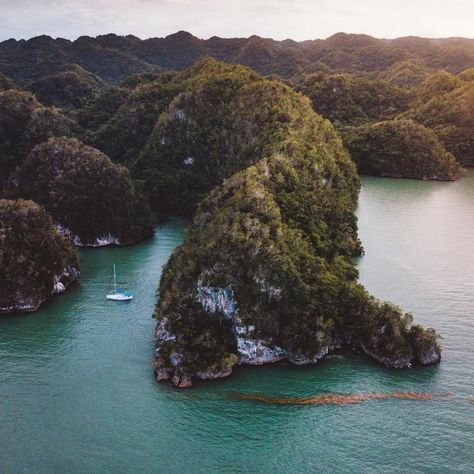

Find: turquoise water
<box><xmin>1</xmin><ymin>173</ymin><xmax>474</xmax><ymax>473</ymax></box>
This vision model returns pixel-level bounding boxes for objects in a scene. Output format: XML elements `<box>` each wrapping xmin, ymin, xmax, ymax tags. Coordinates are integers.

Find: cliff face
<box><xmin>151</xmin><ymin>62</ymin><xmax>441</xmax><ymax>388</ymax></box>
<box><xmin>0</xmin><ymin>199</ymin><xmax>80</xmax><ymax>313</ymax></box>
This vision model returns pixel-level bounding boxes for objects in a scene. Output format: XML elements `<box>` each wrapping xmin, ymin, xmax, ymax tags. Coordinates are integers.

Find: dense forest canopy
<box><xmin>9</xmin><ymin>137</ymin><xmax>154</xmax><ymax>246</ymax></box>
<box><xmin>1</xmin><ymin>32</ymin><xmax>473</xmax><ymax>85</ymax></box>
<box><xmin>0</xmin><ymin>89</ymin><xmax>73</xmax><ymax>189</ymax></box>
<box><xmin>1</xmin><ymin>32</ymin><xmax>472</xmax><ymax>183</ymax></box>
<box><xmin>149</xmin><ymin>61</ymin><xmax>441</xmax><ymax>387</ymax></box>
<box><xmin>344</xmin><ymin>119</ymin><xmax>460</xmax><ymax>179</ymax></box>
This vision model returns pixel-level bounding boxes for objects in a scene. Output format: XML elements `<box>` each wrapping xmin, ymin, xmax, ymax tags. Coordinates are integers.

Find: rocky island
<box><xmin>0</xmin><ymin>199</ymin><xmax>80</xmax><ymax>313</ymax></box>
<box><xmin>150</xmin><ymin>61</ymin><xmax>441</xmax><ymax>387</ymax></box>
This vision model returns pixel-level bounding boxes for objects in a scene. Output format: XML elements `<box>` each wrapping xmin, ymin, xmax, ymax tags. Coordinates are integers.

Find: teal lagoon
<box><xmin>1</xmin><ymin>173</ymin><xmax>474</xmax><ymax>473</ymax></box>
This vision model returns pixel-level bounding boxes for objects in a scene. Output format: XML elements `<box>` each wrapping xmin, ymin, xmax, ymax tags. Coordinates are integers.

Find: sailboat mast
<box><xmin>113</xmin><ymin>264</ymin><xmax>116</xmax><ymax>293</ymax></box>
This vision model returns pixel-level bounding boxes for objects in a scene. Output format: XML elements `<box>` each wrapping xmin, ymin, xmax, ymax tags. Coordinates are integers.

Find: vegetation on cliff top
<box><xmin>151</xmin><ymin>61</ymin><xmax>441</xmax><ymax>386</ymax></box>
<box><xmin>10</xmin><ymin>138</ymin><xmax>154</xmax><ymax>246</ymax></box>
<box><xmin>0</xmin><ymin>199</ymin><xmax>79</xmax><ymax>313</ymax></box>
<box><xmin>136</xmin><ymin>60</ymin><xmax>335</xmax><ymax>214</ymax></box>
<box><xmin>1</xmin><ymin>33</ymin><xmax>472</xmax><ymax>86</ymax></box>
<box><xmin>4</xmin><ymin>34</ymin><xmax>469</xmax><ymax>182</ymax></box>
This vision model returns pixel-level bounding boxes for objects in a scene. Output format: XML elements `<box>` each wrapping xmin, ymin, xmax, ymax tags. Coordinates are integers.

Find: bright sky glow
<box><xmin>0</xmin><ymin>0</ymin><xmax>472</xmax><ymax>41</ymax></box>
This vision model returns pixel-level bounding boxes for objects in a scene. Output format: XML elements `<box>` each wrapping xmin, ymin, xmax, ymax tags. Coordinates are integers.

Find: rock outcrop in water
<box><xmin>151</xmin><ymin>61</ymin><xmax>441</xmax><ymax>387</ymax></box>
<box><xmin>9</xmin><ymin>137</ymin><xmax>154</xmax><ymax>246</ymax></box>
<box><xmin>0</xmin><ymin>199</ymin><xmax>80</xmax><ymax>313</ymax></box>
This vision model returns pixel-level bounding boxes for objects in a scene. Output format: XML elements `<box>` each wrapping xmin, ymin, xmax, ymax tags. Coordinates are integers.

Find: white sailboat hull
<box><xmin>106</xmin><ymin>293</ymin><xmax>133</xmax><ymax>301</ymax></box>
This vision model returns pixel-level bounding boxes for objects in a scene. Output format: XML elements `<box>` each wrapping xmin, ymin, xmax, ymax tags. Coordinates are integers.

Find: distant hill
<box><xmin>1</xmin><ymin>32</ymin><xmax>473</xmax><ymax>84</ymax></box>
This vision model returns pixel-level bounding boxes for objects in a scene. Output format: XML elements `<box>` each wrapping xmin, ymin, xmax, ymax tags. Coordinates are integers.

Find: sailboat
<box><xmin>106</xmin><ymin>264</ymin><xmax>133</xmax><ymax>301</ymax></box>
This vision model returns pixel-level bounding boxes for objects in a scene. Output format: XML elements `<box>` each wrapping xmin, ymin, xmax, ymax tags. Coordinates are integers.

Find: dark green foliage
<box><xmin>153</xmin><ymin>62</ymin><xmax>440</xmax><ymax>381</ymax></box>
<box><xmin>0</xmin><ymin>73</ymin><xmax>19</xmax><ymax>91</ymax></box>
<box><xmin>414</xmin><ymin>70</ymin><xmax>464</xmax><ymax>102</ymax></box>
<box><xmin>1</xmin><ymin>33</ymin><xmax>473</xmax><ymax>86</ymax></box>
<box><xmin>409</xmin><ymin>325</ymin><xmax>441</xmax><ymax>362</ymax></box>
<box><xmin>28</xmin><ymin>64</ymin><xmax>106</xmax><ymax>110</ymax></box>
<box><xmin>84</xmin><ymin>72</ymin><xmax>180</xmax><ymax>164</ymax></box>
<box><xmin>77</xmin><ymin>85</ymin><xmax>129</xmax><ymax>131</ymax></box>
<box><xmin>0</xmin><ymin>199</ymin><xmax>79</xmax><ymax>312</ymax></box>
<box><xmin>1</xmin><ymin>32</ymin><xmax>472</xmax><ymax>182</ymax></box>
<box><xmin>380</xmin><ymin>60</ymin><xmax>432</xmax><ymax>88</ymax></box>
<box><xmin>295</xmin><ymin>72</ymin><xmax>411</xmax><ymax>127</ymax></box>
<box><xmin>0</xmin><ymin>90</ymin><xmax>73</xmax><ymax>190</ymax></box>
<box><xmin>409</xmin><ymin>80</ymin><xmax>474</xmax><ymax>166</ymax></box>
<box><xmin>70</xmin><ymin>36</ymin><xmax>159</xmax><ymax>83</ymax></box>
<box><xmin>344</xmin><ymin>119</ymin><xmax>460</xmax><ymax>180</ymax></box>
<box><xmin>11</xmin><ymin>138</ymin><xmax>153</xmax><ymax>245</ymax></box>
<box><xmin>136</xmin><ymin>60</ymin><xmax>324</xmax><ymax>215</ymax></box>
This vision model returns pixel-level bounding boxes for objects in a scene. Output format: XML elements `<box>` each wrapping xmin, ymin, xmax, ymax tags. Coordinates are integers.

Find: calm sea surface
<box><xmin>1</xmin><ymin>172</ymin><xmax>473</xmax><ymax>473</ymax></box>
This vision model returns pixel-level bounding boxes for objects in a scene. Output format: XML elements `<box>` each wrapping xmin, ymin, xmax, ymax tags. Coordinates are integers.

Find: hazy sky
<box><xmin>0</xmin><ymin>0</ymin><xmax>473</xmax><ymax>41</ymax></box>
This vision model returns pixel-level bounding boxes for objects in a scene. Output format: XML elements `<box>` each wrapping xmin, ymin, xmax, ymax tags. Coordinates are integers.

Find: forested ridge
<box><xmin>1</xmin><ymin>32</ymin><xmax>473</xmax><ymax>84</ymax></box>
<box><xmin>1</xmin><ymin>31</ymin><xmax>473</xmax><ymax>179</ymax></box>
<box><xmin>1</xmin><ymin>33</ymin><xmax>466</xmax><ymax>379</ymax></box>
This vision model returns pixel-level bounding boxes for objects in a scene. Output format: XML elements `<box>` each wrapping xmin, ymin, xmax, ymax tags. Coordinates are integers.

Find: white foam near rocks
<box><xmin>55</xmin><ymin>224</ymin><xmax>120</xmax><ymax>247</ymax></box>
<box><xmin>91</xmin><ymin>234</ymin><xmax>120</xmax><ymax>247</ymax></box>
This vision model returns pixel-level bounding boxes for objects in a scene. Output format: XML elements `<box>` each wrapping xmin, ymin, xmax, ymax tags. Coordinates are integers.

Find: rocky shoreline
<box><xmin>154</xmin><ymin>338</ymin><xmax>442</xmax><ymax>388</ymax></box>
<box><xmin>154</xmin><ymin>293</ymin><xmax>441</xmax><ymax>388</ymax></box>
<box><xmin>0</xmin><ymin>264</ymin><xmax>80</xmax><ymax>314</ymax></box>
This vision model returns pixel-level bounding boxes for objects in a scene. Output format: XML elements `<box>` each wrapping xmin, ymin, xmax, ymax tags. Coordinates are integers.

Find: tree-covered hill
<box><xmin>134</xmin><ymin>60</ymin><xmax>327</xmax><ymax>215</ymax></box>
<box><xmin>0</xmin><ymin>199</ymin><xmax>80</xmax><ymax>313</ymax></box>
<box><xmin>408</xmin><ymin>76</ymin><xmax>474</xmax><ymax>166</ymax></box>
<box><xmin>28</xmin><ymin>64</ymin><xmax>106</xmax><ymax>110</ymax></box>
<box><xmin>0</xmin><ymin>89</ymin><xmax>74</xmax><ymax>190</ymax></box>
<box><xmin>149</xmin><ymin>61</ymin><xmax>441</xmax><ymax>387</ymax></box>
<box><xmin>9</xmin><ymin>137</ymin><xmax>154</xmax><ymax>246</ymax></box>
<box><xmin>344</xmin><ymin>119</ymin><xmax>460</xmax><ymax>180</ymax></box>
<box><xmin>295</xmin><ymin>72</ymin><xmax>411</xmax><ymax>127</ymax></box>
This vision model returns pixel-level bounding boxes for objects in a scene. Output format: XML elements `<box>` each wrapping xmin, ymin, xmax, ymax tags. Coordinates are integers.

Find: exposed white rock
<box><xmin>0</xmin><ymin>303</ymin><xmax>38</xmax><ymax>313</ymax></box>
<box><xmin>170</xmin><ymin>107</ymin><xmax>187</xmax><ymax>121</ymax></box>
<box><xmin>360</xmin><ymin>343</ymin><xmax>412</xmax><ymax>369</ymax></box>
<box><xmin>288</xmin><ymin>347</ymin><xmax>329</xmax><ymax>365</ymax></box>
<box><xmin>237</xmin><ymin>337</ymin><xmax>286</xmax><ymax>364</ymax></box>
<box><xmin>55</xmin><ymin>224</ymin><xmax>120</xmax><ymax>247</ymax></box>
<box><xmin>55</xmin><ymin>224</ymin><xmax>82</xmax><ymax>245</ymax></box>
<box><xmin>183</xmin><ymin>156</ymin><xmax>195</xmax><ymax>166</ymax></box>
<box><xmin>52</xmin><ymin>280</ymin><xmax>66</xmax><ymax>294</ymax></box>
<box><xmin>416</xmin><ymin>347</ymin><xmax>441</xmax><ymax>365</ymax></box>
<box><xmin>196</xmin><ymin>278</ymin><xmax>236</xmax><ymax>319</ymax></box>
<box><xmin>169</xmin><ymin>352</ymin><xmax>183</xmax><ymax>367</ymax></box>
<box><xmin>155</xmin><ymin>318</ymin><xmax>177</xmax><ymax>348</ymax></box>
<box><xmin>254</xmin><ymin>276</ymin><xmax>282</xmax><ymax>299</ymax></box>
<box><xmin>196</xmin><ymin>368</ymin><xmax>233</xmax><ymax>380</ymax></box>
